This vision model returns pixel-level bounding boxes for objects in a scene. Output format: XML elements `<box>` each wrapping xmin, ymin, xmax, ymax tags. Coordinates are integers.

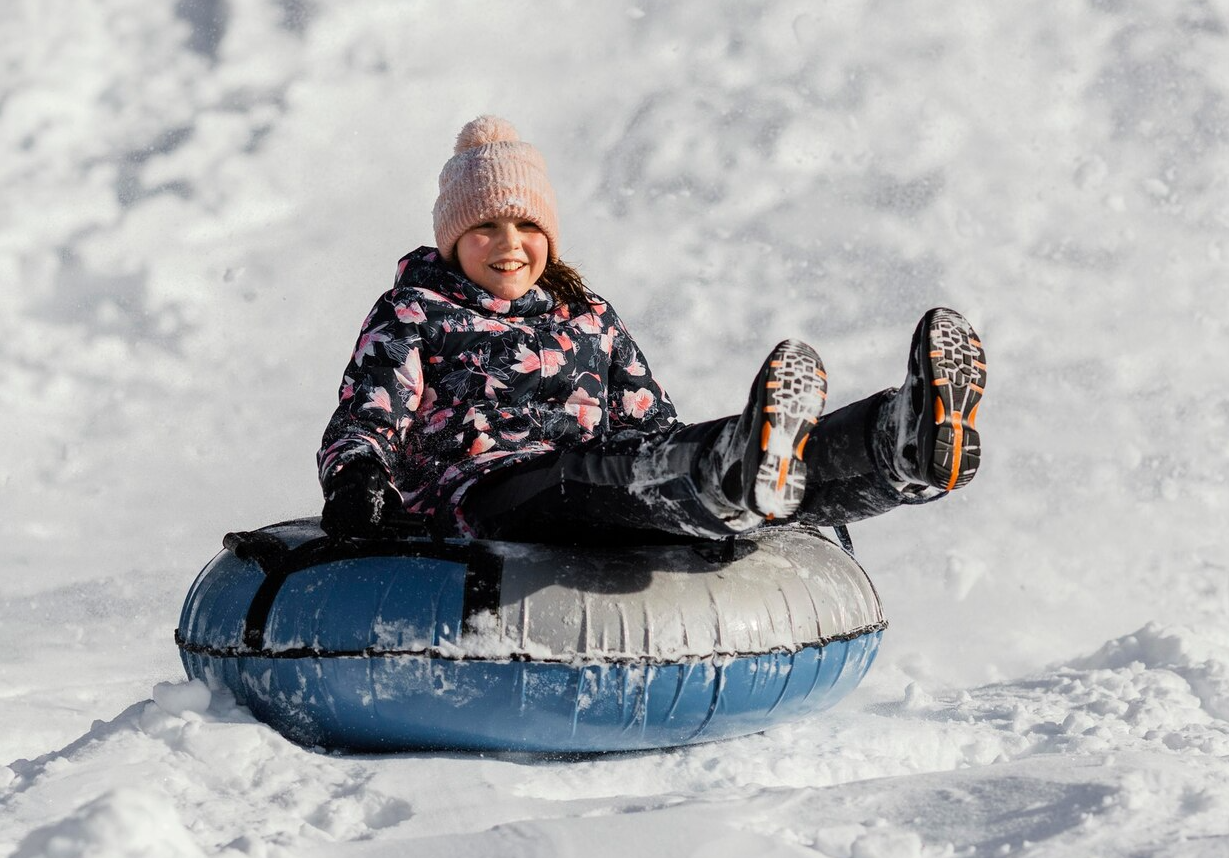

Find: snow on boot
<box><xmin>719</xmin><ymin>339</ymin><xmax>829</xmax><ymax>519</ymax></box>
<box><xmin>880</xmin><ymin>308</ymin><xmax>987</xmax><ymax>491</ymax></box>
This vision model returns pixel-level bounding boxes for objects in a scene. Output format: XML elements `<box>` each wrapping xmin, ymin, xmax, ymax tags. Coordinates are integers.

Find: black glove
<box><xmin>320</xmin><ymin>458</ymin><xmax>410</xmax><ymax>538</ymax></box>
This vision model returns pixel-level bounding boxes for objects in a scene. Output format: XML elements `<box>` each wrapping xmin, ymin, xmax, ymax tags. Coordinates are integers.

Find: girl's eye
<box><xmin>518</xmin><ymin>222</ymin><xmax>541</xmax><ymax>231</ymax></box>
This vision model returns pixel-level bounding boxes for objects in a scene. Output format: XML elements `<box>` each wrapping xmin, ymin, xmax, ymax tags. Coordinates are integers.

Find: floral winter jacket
<box><xmin>318</xmin><ymin>247</ymin><xmax>678</xmax><ymax>533</ymax></box>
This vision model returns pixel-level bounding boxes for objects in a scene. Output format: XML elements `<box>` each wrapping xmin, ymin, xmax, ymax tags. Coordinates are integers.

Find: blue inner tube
<box><xmin>176</xmin><ymin>518</ymin><xmax>886</xmax><ymax>753</ymax></box>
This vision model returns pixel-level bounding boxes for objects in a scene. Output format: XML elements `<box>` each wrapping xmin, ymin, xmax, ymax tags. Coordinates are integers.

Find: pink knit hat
<box><xmin>432</xmin><ymin>116</ymin><xmax>560</xmax><ymax>262</ymax></box>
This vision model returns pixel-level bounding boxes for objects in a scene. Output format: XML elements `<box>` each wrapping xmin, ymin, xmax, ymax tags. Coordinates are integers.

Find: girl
<box><xmin>318</xmin><ymin>116</ymin><xmax>986</xmax><ymax>543</ymax></box>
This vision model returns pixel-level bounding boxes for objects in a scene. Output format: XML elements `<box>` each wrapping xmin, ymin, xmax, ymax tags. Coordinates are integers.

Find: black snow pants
<box><xmin>458</xmin><ymin>391</ymin><xmax>909</xmax><ymax>544</ymax></box>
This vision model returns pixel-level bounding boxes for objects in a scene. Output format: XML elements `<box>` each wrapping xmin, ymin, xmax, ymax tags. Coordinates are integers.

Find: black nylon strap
<box><xmin>833</xmin><ymin>525</ymin><xmax>855</xmax><ymax>556</ymax></box>
<box><xmin>235</xmin><ymin>532</ymin><xmax>334</xmax><ymax>651</ymax></box>
<box><xmin>460</xmin><ymin>544</ymin><xmax>505</xmax><ymax>629</ymax></box>
<box><xmin>226</xmin><ymin>520</ymin><xmax>477</xmax><ymax>653</ymax></box>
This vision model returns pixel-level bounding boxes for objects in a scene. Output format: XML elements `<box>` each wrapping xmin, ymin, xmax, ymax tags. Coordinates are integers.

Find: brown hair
<box><xmin>536</xmin><ymin>257</ymin><xmax>595</xmax><ymax>313</ymax></box>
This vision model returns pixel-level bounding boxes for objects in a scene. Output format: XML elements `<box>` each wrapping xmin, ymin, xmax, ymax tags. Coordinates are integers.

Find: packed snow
<box><xmin>3</xmin><ymin>0</ymin><xmax>1229</xmax><ymax>855</ymax></box>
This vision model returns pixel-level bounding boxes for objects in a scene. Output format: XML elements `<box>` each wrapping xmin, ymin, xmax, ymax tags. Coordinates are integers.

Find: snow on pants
<box><xmin>458</xmin><ymin>392</ymin><xmax>908</xmax><ymax>544</ymax></box>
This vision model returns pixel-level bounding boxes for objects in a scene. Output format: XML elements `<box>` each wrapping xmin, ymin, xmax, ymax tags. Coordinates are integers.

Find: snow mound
<box><xmin>12</xmin><ymin>788</ymin><xmax>206</xmax><ymax>858</ymax></box>
<box><xmin>2</xmin><ymin>684</ymin><xmax>414</xmax><ymax>856</ymax></box>
<box><xmin>1066</xmin><ymin>623</ymin><xmax>1229</xmax><ymax>723</ymax></box>
<box><xmin>884</xmin><ymin>624</ymin><xmax>1229</xmax><ymax>762</ymax></box>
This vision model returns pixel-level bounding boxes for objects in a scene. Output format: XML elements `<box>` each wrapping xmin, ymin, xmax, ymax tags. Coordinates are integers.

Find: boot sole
<box><xmin>746</xmin><ymin>340</ymin><xmax>828</xmax><ymax>518</ymax></box>
<box><xmin>922</xmin><ymin>309</ymin><xmax>987</xmax><ymax>491</ymax></box>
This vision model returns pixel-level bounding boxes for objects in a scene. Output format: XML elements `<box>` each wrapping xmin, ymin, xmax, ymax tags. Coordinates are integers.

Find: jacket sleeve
<box><xmin>605</xmin><ymin>309</ymin><xmax>678</xmax><ymax>435</ymax></box>
<box><xmin>317</xmin><ymin>291</ymin><xmax>426</xmax><ymax>489</ymax></box>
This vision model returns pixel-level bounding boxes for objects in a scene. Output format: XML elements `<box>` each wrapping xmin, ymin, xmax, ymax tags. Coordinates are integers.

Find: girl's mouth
<box><xmin>490</xmin><ymin>261</ymin><xmax>526</xmax><ymax>273</ymax></box>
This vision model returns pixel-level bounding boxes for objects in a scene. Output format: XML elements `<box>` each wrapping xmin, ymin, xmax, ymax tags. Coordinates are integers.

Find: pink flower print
<box><xmin>473</xmin><ymin>317</ymin><xmax>509</xmax><ymax>333</ymax></box>
<box><xmin>469</xmin><ymin>433</ymin><xmax>496</xmax><ymax>456</ymax></box>
<box><xmin>511</xmin><ymin>344</ymin><xmax>542</xmax><ymax>374</ymax></box>
<box><xmin>339</xmin><ymin>375</ymin><xmax>356</xmax><ymax>402</ymax></box>
<box><xmin>512</xmin><ymin>344</ymin><xmax>565</xmax><ymax>377</ymax></box>
<box><xmin>395</xmin><ymin>301</ymin><xmax>427</xmax><ymax>324</ymax></box>
<box><xmin>463</xmin><ymin>407</ymin><xmax>491</xmax><ymax>432</ymax></box>
<box><xmin>354</xmin><ymin>323</ymin><xmax>392</xmax><ymax>366</ymax></box>
<box><xmin>393</xmin><ymin>349</ymin><xmax>423</xmax><ymax>398</ymax></box>
<box><xmin>482</xmin><ymin>373</ymin><xmax>508</xmax><ymax>399</ymax></box>
<box><xmin>553</xmin><ymin>332</ymin><xmax>575</xmax><ymax>351</ymax></box>
<box><xmin>540</xmin><ymin>349</ymin><xmax>566</xmax><ymax>377</ymax></box>
<box><xmin>622</xmin><ymin>387</ymin><xmax>656</xmax><ymax>419</ymax></box>
<box><xmin>566</xmin><ymin>389</ymin><xmax>603</xmax><ymax>431</ymax></box>
<box><xmin>425</xmin><ymin>407</ymin><xmax>452</xmax><ymax>434</ymax></box>
<box><xmin>625</xmin><ymin>357</ymin><xmax>646</xmax><ymax>377</ymax></box>
<box><xmin>317</xmin><ymin>440</ymin><xmax>348</xmax><ymax>476</ymax></box>
<box><xmin>480</xmin><ymin>295</ymin><xmax>512</xmax><ymax>314</ymax></box>
<box><xmin>575</xmin><ymin>312</ymin><xmax>603</xmax><ymax>334</ymax></box>
<box><xmin>362</xmin><ymin>386</ymin><xmax>393</xmax><ymax>413</ymax></box>
<box><xmin>600</xmin><ymin>326</ymin><xmax>617</xmax><ymax>355</ymax></box>
<box><xmin>420</xmin><ymin>385</ymin><xmax>438</xmax><ymax>411</ymax></box>
<box><xmin>501</xmin><ymin>430</ymin><xmax>530</xmax><ymax>442</ymax></box>
<box><xmin>397</xmin><ymin>258</ymin><xmax>410</xmax><ymax>278</ymax></box>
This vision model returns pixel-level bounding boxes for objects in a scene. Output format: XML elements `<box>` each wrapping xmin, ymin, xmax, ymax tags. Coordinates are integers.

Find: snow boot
<box><xmin>706</xmin><ymin>339</ymin><xmax>829</xmax><ymax>519</ymax></box>
<box><xmin>879</xmin><ymin>307</ymin><xmax>987</xmax><ymax>491</ymax></box>
<box><xmin>459</xmin><ymin>341</ymin><xmax>827</xmax><ymax>543</ymax></box>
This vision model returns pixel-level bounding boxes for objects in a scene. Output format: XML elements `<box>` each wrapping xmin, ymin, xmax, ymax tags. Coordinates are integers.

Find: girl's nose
<box><xmin>496</xmin><ymin>223</ymin><xmax>521</xmax><ymax>248</ymax></box>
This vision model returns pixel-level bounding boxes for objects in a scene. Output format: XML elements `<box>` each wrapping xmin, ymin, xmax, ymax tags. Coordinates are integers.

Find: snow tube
<box><xmin>175</xmin><ymin>517</ymin><xmax>885</xmax><ymax>753</ymax></box>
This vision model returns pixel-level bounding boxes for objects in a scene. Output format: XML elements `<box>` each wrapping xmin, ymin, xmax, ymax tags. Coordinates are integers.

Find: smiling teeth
<box><xmin>491</xmin><ymin>262</ymin><xmax>524</xmax><ymax>271</ymax></box>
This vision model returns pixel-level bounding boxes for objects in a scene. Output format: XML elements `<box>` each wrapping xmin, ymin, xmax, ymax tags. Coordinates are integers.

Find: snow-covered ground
<box><xmin>3</xmin><ymin>1</ymin><xmax>1228</xmax><ymax>854</ymax></box>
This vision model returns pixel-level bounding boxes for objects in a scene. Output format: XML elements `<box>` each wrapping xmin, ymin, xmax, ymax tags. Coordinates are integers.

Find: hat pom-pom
<box><xmin>454</xmin><ymin>116</ymin><xmax>520</xmax><ymax>153</ymax></box>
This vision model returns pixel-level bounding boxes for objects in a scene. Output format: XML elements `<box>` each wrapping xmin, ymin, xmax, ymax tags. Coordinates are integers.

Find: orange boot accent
<box><xmin>946</xmin><ymin>413</ymin><xmax>964</xmax><ymax>491</ymax></box>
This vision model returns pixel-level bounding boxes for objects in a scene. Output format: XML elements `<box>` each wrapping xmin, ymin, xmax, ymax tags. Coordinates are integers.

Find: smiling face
<box><xmin>455</xmin><ymin>217</ymin><xmax>550</xmax><ymax>301</ymax></box>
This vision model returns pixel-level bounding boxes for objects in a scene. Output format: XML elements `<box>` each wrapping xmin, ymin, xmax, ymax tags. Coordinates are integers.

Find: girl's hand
<box><xmin>320</xmin><ymin>458</ymin><xmax>408</xmax><ymax>538</ymax></box>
